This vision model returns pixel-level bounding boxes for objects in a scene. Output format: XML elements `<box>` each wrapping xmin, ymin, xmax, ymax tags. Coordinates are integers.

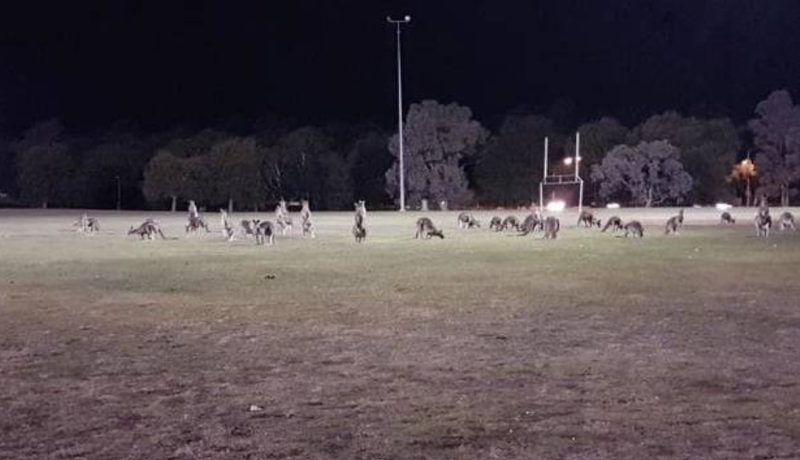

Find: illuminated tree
<box><xmin>748</xmin><ymin>90</ymin><xmax>800</xmax><ymax>207</ymax></box>
<box><xmin>386</xmin><ymin>100</ymin><xmax>488</xmax><ymax>208</ymax></box>
<box><xmin>591</xmin><ymin>140</ymin><xmax>692</xmax><ymax>207</ymax></box>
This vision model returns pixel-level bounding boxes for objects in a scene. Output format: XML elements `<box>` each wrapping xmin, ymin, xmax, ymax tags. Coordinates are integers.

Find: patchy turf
<box><xmin>1</xmin><ymin>207</ymin><xmax>800</xmax><ymax>460</ymax></box>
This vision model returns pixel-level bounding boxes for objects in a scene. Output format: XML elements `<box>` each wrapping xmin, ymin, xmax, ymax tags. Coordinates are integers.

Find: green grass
<box><xmin>2</xmin><ymin>208</ymin><xmax>800</xmax><ymax>459</ymax></box>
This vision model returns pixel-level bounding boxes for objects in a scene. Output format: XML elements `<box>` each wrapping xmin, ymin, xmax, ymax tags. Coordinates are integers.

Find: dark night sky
<box><xmin>1</xmin><ymin>0</ymin><xmax>799</xmax><ymax>132</ymax></box>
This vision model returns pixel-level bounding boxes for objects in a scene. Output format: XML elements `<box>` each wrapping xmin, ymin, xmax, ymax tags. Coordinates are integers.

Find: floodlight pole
<box><xmin>575</xmin><ymin>132</ymin><xmax>583</xmax><ymax>216</ymax></box>
<box><xmin>388</xmin><ymin>15</ymin><xmax>411</xmax><ymax>212</ymax></box>
<box><xmin>540</xmin><ymin>136</ymin><xmax>549</xmax><ymax>210</ymax></box>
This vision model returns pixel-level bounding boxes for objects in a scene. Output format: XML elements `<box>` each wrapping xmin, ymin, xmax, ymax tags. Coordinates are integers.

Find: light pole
<box><xmin>387</xmin><ymin>15</ymin><xmax>411</xmax><ymax>211</ymax></box>
<box><xmin>115</xmin><ymin>175</ymin><xmax>121</xmax><ymax>211</ymax></box>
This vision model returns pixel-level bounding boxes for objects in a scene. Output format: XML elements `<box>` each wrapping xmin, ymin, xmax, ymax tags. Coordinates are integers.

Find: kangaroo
<box><xmin>300</xmin><ymin>199</ymin><xmax>315</xmax><ymax>238</ymax></box>
<box><xmin>664</xmin><ymin>209</ymin><xmax>684</xmax><ymax>235</ymax></box>
<box><xmin>240</xmin><ymin>219</ymin><xmax>257</xmax><ymax>237</ymax></box>
<box><xmin>457</xmin><ymin>212</ymin><xmax>480</xmax><ymax>229</ymax></box>
<box><xmin>501</xmin><ymin>215</ymin><xmax>520</xmax><ymax>231</ymax></box>
<box><xmin>74</xmin><ymin>213</ymin><xmax>100</xmax><ymax>234</ymax></box>
<box><xmin>489</xmin><ymin>216</ymin><xmax>503</xmax><ymax>231</ymax></box>
<box><xmin>779</xmin><ymin>211</ymin><xmax>796</xmax><ymax>231</ymax></box>
<box><xmin>188</xmin><ymin>200</ymin><xmax>199</xmax><ymax>219</ymax></box>
<box><xmin>186</xmin><ymin>215</ymin><xmax>210</xmax><ymax>233</ymax></box>
<box><xmin>720</xmin><ymin>212</ymin><xmax>736</xmax><ymax>225</ymax></box>
<box><xmin>274</xmin><ymin>200</ymin><xmax>293</xmax><ymax>235</ymax></box>
<box><xmin>624</xmin><ymin>220</ymin><xmax>645</xmax><ymax>238</ymax></box>
<box><xmin>755</xmin><ymin>212</ymin><xmax>772</xmax><ymax>237</ymax></box>
<box><xmin>543</xmin><ymin>216</ymin><xmax>560</xmax><ymax>239</ymax></box>
<box><xmin>128</xmin><ymin>219</ymin><xmax>167</xmax><ymax>240</ymax></box>
<box><xmin>415</xmin><ymin>217</ymin><xmax>445</xmax><ymax>239</ymax></box>
<box><xmin>353</xmin><ymin>201</ymin><xmax>367</xmax><ymax>243</ymax></box>
<box><xmin>517</xmin><ymin>212</ymin><xmax>544</xmax><ymax>236</ymax></box>
<box><xmin>253</xmin><ymin>219</ymin><xmax>275</xmax><ymax>245</ymax></box>
<box><xmin>602</xmin><ymin>216</ymin><xmax>623</xmax><ymax>233</ymax></box>
<box><xmin>577</xmin><ymin>210</ymin><xmax>600</xmax><ymax>228</ymax></box>
<box><xmin>220</xmin><ymin>209</ymin><xmax>236</xmax><ymax>241</ymax></box>
<box><xmin>755</xmin><ymin>205</ymin><xmax>772</xmax><ymax>237</ymax></box>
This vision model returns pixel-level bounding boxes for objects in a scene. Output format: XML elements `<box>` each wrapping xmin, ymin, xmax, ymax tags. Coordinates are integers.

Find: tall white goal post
<box><xmin>538</xmin><ymin>132</ymin><xmax>584</xmax><ymax>216</ymax></box>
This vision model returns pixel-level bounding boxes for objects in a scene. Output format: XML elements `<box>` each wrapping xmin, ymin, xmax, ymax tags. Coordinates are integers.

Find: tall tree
<box><xmin>13</xmin><ymin>120</ymin><xmax>73</xmax><ymax>208</ymax></box>
<box><xmin>748</xmin><ymin>90</ymin><xmax>800</xmax><ymax>206</ymax></box>
<box><xmin>267</xmin><ymin>127</ymin><xmax>351</xmax><ymax>210</ymax></box>
<box><xmin>632</xmin><ymin>112</ymin><xmax>740</xmax><ymax>204</ymax></box>
<box><xmin>142</xmin><ymin>150</ymin><xmax>187</xmax><ymax>211</ymax></box>
<box><xmin>474</xmin><ymin>114</ymin><xmax>553</xmax><ymax>207</ymax></box>
<box><xmin>386</xmin><ymin>100</ymin><xmax>488</xmax><ymax>208</ymax></box>
<box><xmin>591</xmin><ymin>141</ymin><xmax>692</xmax><ymax>207</ymax></box>
<box><xmin>206</xmin><ymin>137</ymin><xmax>263</xmax><ymax>212</ymax></box>
<box><xmin>348</xmin><ymin>130</ymin><xmax>393</xmax><ymax>206</ymax></box>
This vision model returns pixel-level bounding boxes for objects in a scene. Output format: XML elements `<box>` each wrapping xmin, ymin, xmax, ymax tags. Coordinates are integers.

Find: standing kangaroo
<box><xmin>300</xmin><ymin>199</ymin><xmax>315</xmax><ymax>238</ymax></box>
<box><xmin>755</xmin><ymin>205</ymin><xmax>772</xmax><ymax>237</ymax></box>
<box><xmin>275</xmin><ymin>200</ymin><xmax>293</xmax><ymax>235</ymax></box>
<box><xmin>353</xmin><ymin>201</ymin><xmax>367</xmax><ymax>243</ymax></box>
<box><xmin>489</xmin><ymin>216</ymin><xmax>503</xmax><ymax>231</ymax></box>
<box><xmin>543</xmin><ymin>216</ymin><xmax>560</xmax><ymax>239</ymax></box>
<box><xmin>253</xmin><ymin>219</ymin><xmax>275</xmax><ymax>245</ymax></box>
<box><xmin>664</xmin><ymin>209</ymin><xmax>684</xmax><ymax>235</ymax></box>
<box><xmin>415</xmin><ymin>217</ymin><xmax>445</xmax><ymax>239</ymax></box>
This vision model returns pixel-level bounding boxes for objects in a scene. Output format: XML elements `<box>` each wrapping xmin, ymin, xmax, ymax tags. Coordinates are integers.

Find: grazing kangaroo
<box><xmin>74</xmin><ymin>213</ymin><xmax>100</xmax><ymax>234</ymax></box>
<box><xmin>664</xmin><ymin>209</ymin><xmax>684</xmax><ymax>235</ymax></box>
<box><xmin>128</xmin><ymin>219</ymin><xmax>167</xmax><ymax>240</ymax></box>
<box><xmin>779</xmin><ymin>211</ymin><xmax>796</xmax><ymax>231</ymax></box>
<box><xmin>501</xmin><ymin>215</ymin><xmax>520</xmax><ymax>231</ymax></box>
<box><xmin>253</xmin><ymin>219</ymin><xmax>275</xmax><ymax>245</ymax></box>
<box><xmin>602</xmin><ymin>216</ymin><xmax>623</xmax><ymax>232</ymax></box>
<box><xmin>624</xmin><ymin>220</ymin><xmax>645</xmax><ymax>238</ymax></box>
<box><xmin>275</xmin><ymin>200</ymin><xmax>293</xmax><ymax>235</ymax></box>
<box><xmin>415</xmin><ymin>217</ymin><xmax>445</xmax><ymax>239</ymax></box>
<box><xmin>543</xmin><ymin>216</ymin><xmax>560</xmax><ymax>239</ymax></box>
<box><xmin>457</xmin><ymin>212</ymin><xmax>480</xmax><ymax>229</ymax></box>
<box><xmin>720</xmin><ymin>212</ymin><xmax>736</xmax><ymax>225</ymax></box>
<box><xmin>517</xmin><ymin>212</ymin><xmax>544</xmax><ymax>235</ymax></box>
<box><xmin>186</xmin><ymin>215</ymin><xmax>210</xmax><ymax>233</ymax></box>
<box><xmin>489</xmin><ymin>216</ymin><xmax>503</xmax><ymax>231</ymax></box>
<box><xmin>353</xmin><ymin>200</ymin><xmax>367</xmax><ymax>243</ymax></box>
<box><xmin>300</xmin><ymin>199</ymin><xmax>315</xmax><ymax>238</ymax></box>
<box><xmin>220</xmin><ymin>209</ymin><xmax>235</xmax><ymax>241</ymax></box>
<box><xmin>577</xmin><ymin>210</ymin><xmax>601</xmax><ymax>228</ymax></box>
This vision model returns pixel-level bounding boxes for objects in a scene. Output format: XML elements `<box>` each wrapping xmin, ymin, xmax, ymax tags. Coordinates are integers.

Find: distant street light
<box><xmin>736</xmin><ymin>157</ymin><xmax>755</xmax><ymax>207</ymax></box>
<box><xmin>115</xmin><ymin>175</ymin><xmax>121</xmax><ymax>211</ymax></box>
<box><xmin>387</xmin><ymin>15</ymin><xmax>411</xmax><ymax>212</ymax></box>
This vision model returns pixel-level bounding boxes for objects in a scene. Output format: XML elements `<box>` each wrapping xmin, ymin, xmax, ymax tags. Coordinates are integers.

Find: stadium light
<box><xmin>546</xmin><ymin>200</ymin><xmax>566</xmax><ymax>213</ymax></box>
<box><xmin>387</xmin><ymin>15</ymin><xmax>411</xmax><ymax>211</ymax></box>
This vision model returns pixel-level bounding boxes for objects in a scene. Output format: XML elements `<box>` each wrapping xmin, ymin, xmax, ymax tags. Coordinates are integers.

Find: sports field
<box><xmin>2</xmin><ymin>207</ymin><xmax>800</xmax><ymax>459</ymax></box>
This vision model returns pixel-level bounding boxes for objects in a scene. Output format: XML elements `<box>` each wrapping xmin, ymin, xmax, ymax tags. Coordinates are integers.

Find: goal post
<box><xmin>538</xmin><ymin>133</ymin><xmax>584</xmax><ymax>215</ymax></box>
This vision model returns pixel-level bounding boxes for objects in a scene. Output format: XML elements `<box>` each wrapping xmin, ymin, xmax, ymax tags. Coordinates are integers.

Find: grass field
<box><xmin>2</xmin><ymin>207</ymin><xmax>800</xmax><ymax>460</ymax></box>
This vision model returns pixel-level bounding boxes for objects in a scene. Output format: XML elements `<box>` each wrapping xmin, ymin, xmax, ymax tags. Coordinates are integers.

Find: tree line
<box><xmin>1</xmin><ymin>89</ymin><xmax>799</xmax><ymax>211</ymax></box>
